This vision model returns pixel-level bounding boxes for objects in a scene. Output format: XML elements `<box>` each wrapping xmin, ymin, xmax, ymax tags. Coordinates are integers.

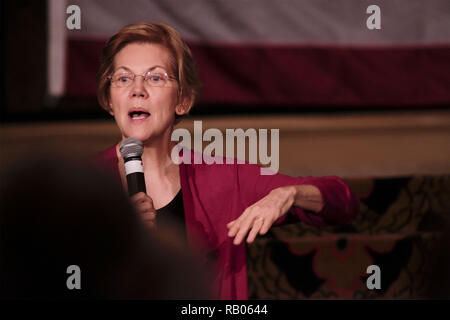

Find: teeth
<box><xmin>131</xmin><ymin>115</ymin><xmax>147</xmax><ymax>120</ymax></box>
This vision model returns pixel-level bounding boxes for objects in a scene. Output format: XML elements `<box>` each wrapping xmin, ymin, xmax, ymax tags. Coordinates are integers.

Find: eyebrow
<box><xmin>114</xmin><ymin>65</ymin><xmax>168</xmax><ymax>73</ymax></box>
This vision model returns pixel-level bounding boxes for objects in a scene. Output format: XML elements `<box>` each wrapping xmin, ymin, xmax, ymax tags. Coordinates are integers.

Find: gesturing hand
<box><xmin>130</xmin><ymin>192</ymin><xmax>157</xmax><ymax>229</ymax></box>
<box><xmin>226</xmin><ymin>186</ymin><xmax>296</xmax><ymax>245</ymax></box>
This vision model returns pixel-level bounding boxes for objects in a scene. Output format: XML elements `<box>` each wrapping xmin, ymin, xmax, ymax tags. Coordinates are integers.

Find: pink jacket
<box><xmin>96</xmin><ymin>145</ymin><xmax>359</xmax><ymax>299</ymax></box>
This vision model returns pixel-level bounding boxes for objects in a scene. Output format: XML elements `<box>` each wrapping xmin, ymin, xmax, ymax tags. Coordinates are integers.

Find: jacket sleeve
<box><xmin>236</xmin><ymin>163</ymin><xmax>359</xmax><ymax>228</ymax></box>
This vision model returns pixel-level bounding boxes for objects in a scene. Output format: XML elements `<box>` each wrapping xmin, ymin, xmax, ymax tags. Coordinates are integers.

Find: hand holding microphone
<box><xmin>120</xmin><ymin>138</ymin><xmax>156</xmax><ymax>229</ymax></box>
<box><xmin>130</xmin><ymin>192</ymin><xmax>156</xmax><ymax>229</ymax></box>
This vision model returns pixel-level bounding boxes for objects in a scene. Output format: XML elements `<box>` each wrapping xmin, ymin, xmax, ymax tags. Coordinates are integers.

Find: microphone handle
<box><xmin>123</xmin><ymin>156</ymin><xmax>147</xmax><ymax>196</ymax></box>
<box><xmin>126</xmin><ymin>172</ymin><xmax>147</xmax><ymax>196</ymax></box>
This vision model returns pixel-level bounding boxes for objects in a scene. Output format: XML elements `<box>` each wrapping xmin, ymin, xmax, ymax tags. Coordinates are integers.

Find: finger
<box><xmin>131</xmin><ymin>192</ymin><xmax>146</xmax><ymax>199</ymax></box>
<box><xmin>227</xmin><ymin>219</ymin><xmax>240</xmax><ymax>237</ymax></box>
<box><xmin>140</xmin><ymin>200</ymin><xmax>155</xmax><ymax>211</ymax></box>
<box><xmin>130</xmin><ymin>192</ymin><xmax>146</xmax><ymax>204</ymax></box>
<box><xmin>246</xmin><ymin>217</ymin><xmax>264</xmax><ymax>244</ymax></box>
<box><xmin>226</xmin><ymin>220</ymin><xmax>236</xmax><ymax>228</ymax></box>
<box><xmin>142</xmin><ymin>212</ymin><xmax>156</xmax><ymax>222</ymax></box>
<box><xmin>136</xmin><ymin>202</ymin><xmax>153</xmax><ymax>213</ymax></box>
<box><xmin>228</xmin><ymin>218</ymin><xmax>243</xmax><ymax>238</ymax></box>
<box><xmin>259</xmin><ymin>218</ymin><xmax>273</xmax><ymax>235</ymax></box>
<box><xmin>132</xmin><ymin>193</ymin><xmax>154</xmax><ymax>206</ymax></box>
<box><xmin>228</xmin><ymin>209</ymin><xmax>251</xmax><ymax>237</ymax></box>
<box><xmin>233</xmin><ymin>214</ymin><xmax>258</xmax><ymax>245</ymax></box>
<box><xmin>142</xmin><ymin>211</ymin><xmax>156</xmax><ymax>218</ymax></box>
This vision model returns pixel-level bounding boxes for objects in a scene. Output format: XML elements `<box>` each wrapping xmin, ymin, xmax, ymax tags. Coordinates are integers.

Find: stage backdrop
<box><xmin>49</xmin><ymin>0</ymin><xmax>450</xmax><ymax>108</ymax></box>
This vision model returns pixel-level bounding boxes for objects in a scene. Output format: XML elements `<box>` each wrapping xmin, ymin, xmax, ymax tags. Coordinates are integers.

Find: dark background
<box><xmin>3</xmin><ymin>1</ymin><xmax>449</xmax><ymax>124</ymax></box>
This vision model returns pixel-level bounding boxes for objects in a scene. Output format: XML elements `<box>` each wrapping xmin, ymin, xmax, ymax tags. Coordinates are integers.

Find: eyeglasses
<box><xmin>108</xmin><ymin>69</ymin><xmax>178</xmax><ymax>88</ymax></box>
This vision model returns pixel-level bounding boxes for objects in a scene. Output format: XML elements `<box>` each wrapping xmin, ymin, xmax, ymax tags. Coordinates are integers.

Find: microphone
<box><xmin>119</xmin><ymin>138</ymin><xmax>147</xmax><ymax>196</ymax></box>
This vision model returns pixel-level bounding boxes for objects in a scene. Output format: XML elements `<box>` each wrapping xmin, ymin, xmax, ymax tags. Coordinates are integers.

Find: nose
<box><xmin>129</xmin><ymin>76</ymin><xmax>149</xmax><ymax>100</ymax></box>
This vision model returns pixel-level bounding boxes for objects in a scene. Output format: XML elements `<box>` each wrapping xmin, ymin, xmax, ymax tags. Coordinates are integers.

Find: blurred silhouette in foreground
<box><xmin>0</xmin><ymin>151</ymin><xmax>211</xmax><ymax>299</ymax></box>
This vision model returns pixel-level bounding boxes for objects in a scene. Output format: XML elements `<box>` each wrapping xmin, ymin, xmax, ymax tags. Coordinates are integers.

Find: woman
<box><xmin>96</xmin><ymin>22</ymin><xmax>359</xmax><ymax>299</ymax></box>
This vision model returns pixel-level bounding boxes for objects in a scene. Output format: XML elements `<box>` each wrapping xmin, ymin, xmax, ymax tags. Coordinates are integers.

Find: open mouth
<box><xmin>128</xmin><ymin>110</ymin><xmax>151</xmax><ymax>120</ymax></box>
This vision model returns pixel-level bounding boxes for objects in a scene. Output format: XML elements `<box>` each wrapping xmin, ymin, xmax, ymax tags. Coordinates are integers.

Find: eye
<box><xmin>147</xmin><ymin>73</ymin><xmax>165</xmax><ymax>83</ymax></box>
<box><xmin>118</xmin><ymin>76</ymin><xmax>132</xmax><ymax>83</ymax></box>
<box><xmin>112</xmin><ymin>73</ymin><xmax>132</xmax><ymax>84</ymax></box>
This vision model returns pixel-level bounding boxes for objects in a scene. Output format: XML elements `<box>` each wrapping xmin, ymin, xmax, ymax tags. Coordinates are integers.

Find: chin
<box><xmin>118</xmin><ymin>121</ymin><xmax>166</xmax><ymax>143</ymax></box>
<box><xmin>123</xmin><ymin>130</ymin><xmax>159</xmax><ymax>144</ymax></box>
<box><xmin>125</xmin><ymin>134</ymin><xmax>151</xmax><ymax>142</ymax></box>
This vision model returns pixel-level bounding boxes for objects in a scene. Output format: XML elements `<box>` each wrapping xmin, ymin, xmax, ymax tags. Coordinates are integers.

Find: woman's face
<box><xmin>109</xmin><ymin>42</ymin><xmax>183</xmax><ymax>143</ymax></box>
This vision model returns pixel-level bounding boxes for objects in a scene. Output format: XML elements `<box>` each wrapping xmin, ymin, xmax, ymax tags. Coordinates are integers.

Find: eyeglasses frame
<box><xmin>107</xmin><ymin>69</ymin><xmax>178</xmax><ymax>88</ymax></box>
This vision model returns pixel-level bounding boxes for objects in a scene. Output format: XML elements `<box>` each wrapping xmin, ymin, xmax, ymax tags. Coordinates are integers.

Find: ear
<box><xmin>108</xmin><ymin>103</ymin><xmax>114</xmax><ymax>116</ymax></box>
<box><xmin>175</xmin><ymin>96</ymin><xmax>193</xmax><ymax>116</ymax></box>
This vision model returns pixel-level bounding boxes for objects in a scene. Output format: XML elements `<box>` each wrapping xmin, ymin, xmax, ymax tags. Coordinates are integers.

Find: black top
<box><xmin>155</xmin><ymin>189</ymin><xmax>186</xmax><ymax>241</ymax></box>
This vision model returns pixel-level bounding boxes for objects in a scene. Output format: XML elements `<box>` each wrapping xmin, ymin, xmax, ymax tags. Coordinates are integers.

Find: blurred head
<box><xmin>0</xmin><ymin>151</ymin><xmax>211</xmax><ymax>299</ymax></box>
<box><xmin>96</xmin><ymin>22</ymin><xmax>201</xmax><ymax>143</ymax></box>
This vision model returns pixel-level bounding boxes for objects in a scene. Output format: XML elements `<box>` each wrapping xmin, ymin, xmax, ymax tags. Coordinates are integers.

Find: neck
<box><xmin>141</xmin><ymin>139</ymin><xmax>178</xmax><ymax>176</ymax></box>
<box><xmin>117</xmin><ymin>128</ymin><xmax>179</xmax><ymax>179</ymax></box>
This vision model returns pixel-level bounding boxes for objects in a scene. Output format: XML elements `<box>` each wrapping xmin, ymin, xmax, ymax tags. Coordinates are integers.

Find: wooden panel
<box><xmin>1</xmin><ymin>111</ymin><xmax>449</xmax><ymax>177</ymax></box>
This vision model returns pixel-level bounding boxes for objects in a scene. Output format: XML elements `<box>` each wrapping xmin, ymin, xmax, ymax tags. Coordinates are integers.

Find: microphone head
<box><xmin>120</xmin><ymin>138</ymin><xmax>144</xmax><ymax>159</ymax></box>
